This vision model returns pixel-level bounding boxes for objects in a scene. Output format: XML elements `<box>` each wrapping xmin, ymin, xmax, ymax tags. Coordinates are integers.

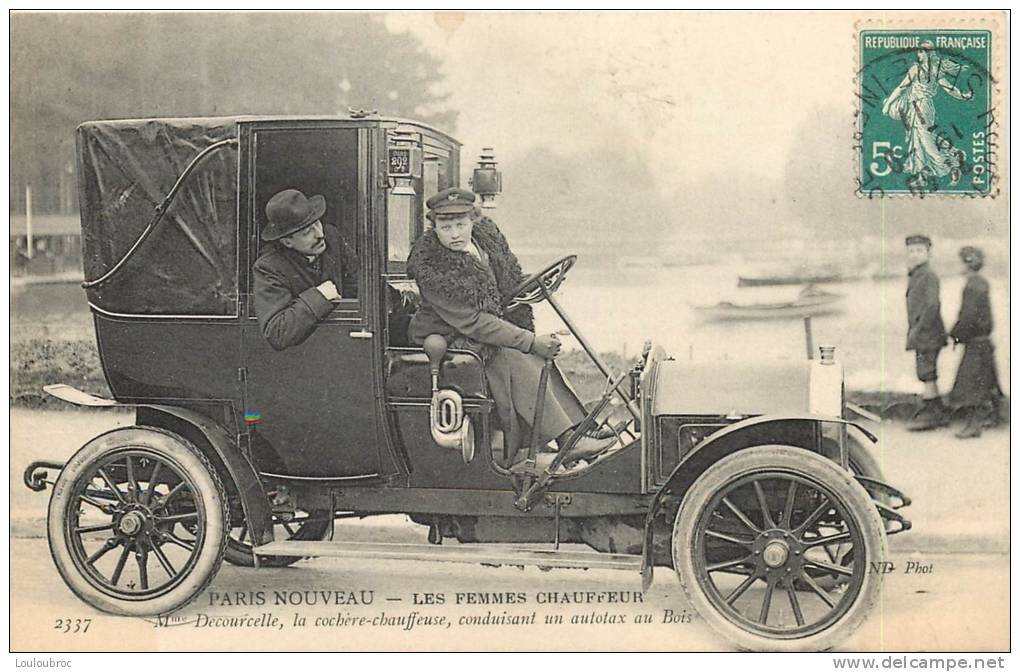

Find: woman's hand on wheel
<box><xmin>531</xmin><ymin>334</ymin><xmax>562</xmax><ymax>359</ymax></box>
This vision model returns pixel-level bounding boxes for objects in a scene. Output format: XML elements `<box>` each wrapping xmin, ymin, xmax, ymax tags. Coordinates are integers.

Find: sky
<box><xmin>386</xmin><ymin>12</ymin><xmax>864</xmax><ymax>193</ymax></box>
<box><xmin>384</xmin><ymin>11</ymin><xmax>1008</xmax><ymax>241</ymax></box>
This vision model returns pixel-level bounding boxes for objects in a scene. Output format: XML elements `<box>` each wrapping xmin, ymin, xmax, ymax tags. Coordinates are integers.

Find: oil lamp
<box><xmin>470</xmin><ymin>148</ymin><xmax>502</xmax><ymax>208</ymax></box>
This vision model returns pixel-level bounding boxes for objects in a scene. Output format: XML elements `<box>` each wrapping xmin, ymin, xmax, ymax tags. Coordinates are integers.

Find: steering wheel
<box><xmin>505</xmin><ymin>255</ymin><xmax>577</xmax><ymax>310</ymax></box>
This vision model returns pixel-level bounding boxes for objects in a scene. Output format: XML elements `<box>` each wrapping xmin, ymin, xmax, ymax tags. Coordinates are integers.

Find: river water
<box><xmin>11</xmin><ymin>263</ymin><xmax>1010</xmax><ymax>394</ymax></box>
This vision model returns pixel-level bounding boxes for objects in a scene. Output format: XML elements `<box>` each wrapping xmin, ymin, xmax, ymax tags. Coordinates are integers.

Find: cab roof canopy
<box><xmin>77</xmin><ymin>116</ymin><xmax>454</xmax><ymax>317</ymax></box>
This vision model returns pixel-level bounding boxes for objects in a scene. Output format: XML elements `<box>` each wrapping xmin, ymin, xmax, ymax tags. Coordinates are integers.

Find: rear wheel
<box><xmin>47</xmin><ymin>427</ymin><xmax>228</xmax><ymax>616</ymax></box>
<box><xmin>672</xmin><ymin>446</ymin><xmax>885</xmax><ymax>651</ymax></box>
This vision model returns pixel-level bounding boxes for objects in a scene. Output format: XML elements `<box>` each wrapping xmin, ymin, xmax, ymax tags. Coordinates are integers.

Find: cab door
<box><xmin>239</xmin><ymin>122</ymin><xmax>391</xmax><ymax>478</ymax></box>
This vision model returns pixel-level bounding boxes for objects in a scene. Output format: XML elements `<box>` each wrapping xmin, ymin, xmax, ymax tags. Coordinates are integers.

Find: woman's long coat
<box><xmin>949</xmin><ymin>273</ymin><xmax>1001</xmax><ymax>408</ymax></box>
<box><xmin>406</xmin><ymin>217</ymin><xmax>585</xmax><ymax>454</ymax></box>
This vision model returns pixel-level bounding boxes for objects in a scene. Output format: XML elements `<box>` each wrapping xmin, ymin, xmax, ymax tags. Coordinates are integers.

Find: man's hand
<box><xmin>316</xmin><ymin>280</ymin><xmax>341</xmax><ymax>302</ymax></box>
<box><xmin>531</xmin><ymin>333</ymin><xmax>562</xmax><ymax>359</ymax></box>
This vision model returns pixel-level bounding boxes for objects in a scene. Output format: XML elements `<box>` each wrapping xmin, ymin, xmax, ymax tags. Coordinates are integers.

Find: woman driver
<box><xmin>406</xmin><ymin>187</ymin><xmax>615</xmax><ymax>463</ymax></box>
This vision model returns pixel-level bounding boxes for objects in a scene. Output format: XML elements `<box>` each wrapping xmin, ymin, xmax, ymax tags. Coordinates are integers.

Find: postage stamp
<box><xmin>856</xmin><ymin>28</ymin><xmax>996</xmax><ymax>196</ymax></box>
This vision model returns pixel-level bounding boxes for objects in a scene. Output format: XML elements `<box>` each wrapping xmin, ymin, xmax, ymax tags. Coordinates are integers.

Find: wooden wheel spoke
<box><xmin>725</xmin><ymin>575</ymin><xmax>759</xmax><ymax>605</ymax></box>
<box><xmin>110</xmin><ymin>545</ymin><xmax>131</xmax><ymax>586</ymax></box>
<box><xmin>753</xmin><ymin>481</ymin><xmax>776</xmax><ymax>528</ymax></box>
<box><xmin>759</xmin><ymin>580</ymin><xmax>775</xmax><ymax>624</ymax></box>
<box><xmin>136</xmin><ymin>548</ymin><xmax>149</xmax><ymax>590</ymax></box>
<box><xmin>237</xmin><ymin>526</ymin><xmax>249</xmax><ymax>543</ymax></box>
<box><xmin>151</xmin><ymin>544</ymin><xmax>177</xmax><ymax>577</ymax></box>
<box><xmin>142</xmin><ymin>462</ymin><xmax>163</xmax><ymax>506</ymax></box>
<box><xmin>282</xmin><ymin>523</ymin><xmax>297</xmax><ymax>537</ymax></box>
<box><xmin>707</xmin><ymin>554</ymin><xmax>754</xmax><ymax>573</ymax></box>
<box><xmin>163</xmin><ymin>533</ymin><xmax>197</xmax><ymax>553</ymax></box>
<box><xmin>805</xmin><ymin>531</ymin><xmax>853</xmax><ymax>549</ymax></box>
<box><xmin>805</xmin><ymin>559</ymin><xmax>854</xmax><ymax>578</ymax></box>
<box><xmin>156</xmin><ymin>481</ymin><xmax>188</xmax><ymax>510</ymax></box>
<box><xmin>794</xmin><ymin>496</ymin><xmax>831</xmax><ymax>535</ymax></box>
<box><xmin>124</xmin><ymin>456</ymin><xmax>139</xmax><ymax>502</ymax></box>
<box><xmin>74</xmin><ymin>522</ymin><xmax>117</xmax><ymax>534</ymax></box>
<box><xmin>782</xmin><ymin>481</ymin><xmax>797</xmax><ymax>527</ymax></box>
<box><xmin>78</xmin><ymin>494</ymin><xmax>113</xmax><ymax>511</ymax></box>
<box><xmin>785</xmin><ymin>579</ymin><xmax>805</xmax><ymax>626</ymax></box>
<box><xmin>96</xmin><ymin>468</ymin><xmax>127</xmax><ymax>504</ymax></box>
<box><xmin>704</xmin><ymin>529</ymin><xmax>753</xmax><ymax>548</ymax></box>
<box><xmin>722</xmin><ymin>496</ymin><xmax>762</xmax><ymax>534</ymax></box>
<box><xmin>85</xmin><ymin>488</ymin><xmax>124</xmax><ymax>501</ymax></box>
<box><xmin>86</xmin><ymin>539</ymin><xmax>119</xmax><ymax>565</ymax></box>
<box><xmin>798</xmin><ymin>572</ymin><xmax>836</xmax><ymax>608</ymax></box>
<box><xmin>157</xmin><ymin>512</ymin><xmax>199</xmax><ymax>524</ymax></box>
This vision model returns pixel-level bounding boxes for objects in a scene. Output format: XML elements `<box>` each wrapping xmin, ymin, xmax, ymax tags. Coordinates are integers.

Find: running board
<box><xmin>253</xmin><ymin>540</ymin><xmax>643</xmax><ymax>572</ymax></box>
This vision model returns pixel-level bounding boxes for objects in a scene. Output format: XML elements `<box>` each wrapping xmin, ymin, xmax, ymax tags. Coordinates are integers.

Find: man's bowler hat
<box><xmin>426</xmin><ymin>187</ymin><xmax>476</xmax><ymax>216</ymax></box>
<box><xmin>905</xmin><ymin>234</ymin><xmax>932</xmax><ymax>248</ymax></box>
<box><xmin>262</xmin><ymin>189</ymin><xmax>326</xmax><ymax>241</ymax></box>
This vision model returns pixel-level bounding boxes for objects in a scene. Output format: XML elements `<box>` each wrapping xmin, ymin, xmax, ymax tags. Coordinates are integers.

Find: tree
<box><xmin>10</xmin><ymin>12</ymin><xmax>454</xmax><ymax>214</ymax></box>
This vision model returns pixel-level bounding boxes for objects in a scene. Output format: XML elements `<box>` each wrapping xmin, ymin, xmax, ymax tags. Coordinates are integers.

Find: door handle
<box><xmin>349</xmin><ymin>329</ymin><xmax>374</xmax><ymax>339</ymax></box>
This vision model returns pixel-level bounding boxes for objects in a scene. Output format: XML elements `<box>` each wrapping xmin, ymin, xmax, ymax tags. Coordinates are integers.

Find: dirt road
<box><xmin>9</xmin><ymin>537</ymin><xmax>1009</xmax><ymax>652</ymax></box>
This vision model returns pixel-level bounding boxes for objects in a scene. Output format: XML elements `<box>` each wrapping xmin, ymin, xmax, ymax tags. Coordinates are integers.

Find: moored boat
<box><xmin>692</xmin><ymin>286</ymin><xmax>844</xmax><ymax>321</ymax></box>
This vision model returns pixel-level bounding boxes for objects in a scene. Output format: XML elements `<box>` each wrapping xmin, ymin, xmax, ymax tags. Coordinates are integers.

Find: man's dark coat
<box><xmin>253</xmin><ymin>224</ymin><xmax>358</xmax><ymax>350</ymax></box>
<box><xmin>905</xmin><ymin>262</ymin><xmax>947</xmax><ymax>352</ymax></box>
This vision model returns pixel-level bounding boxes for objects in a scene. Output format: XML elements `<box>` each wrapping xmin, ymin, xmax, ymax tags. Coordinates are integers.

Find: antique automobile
<box><xmin>25</xmin><ymin>114</ymin><xmax>911</xmax><ymax>651</ymax></box>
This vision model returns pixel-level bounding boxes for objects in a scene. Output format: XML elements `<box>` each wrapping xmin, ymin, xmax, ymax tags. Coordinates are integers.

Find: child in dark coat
<box><xmin>904</xmin><ymin>234</ymin><xmax>949</xmax><ymax>431</ymax></box>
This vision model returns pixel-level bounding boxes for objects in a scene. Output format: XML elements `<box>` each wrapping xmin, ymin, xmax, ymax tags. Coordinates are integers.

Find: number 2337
<box><xmin>54</xmin><ymin>618</ymin><xmax>91</xmax><ymax>633</ymax></box>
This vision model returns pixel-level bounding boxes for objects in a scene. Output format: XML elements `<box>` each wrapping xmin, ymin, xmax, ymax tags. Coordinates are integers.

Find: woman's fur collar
<box><xmin>407</xmin><ymin>216</ymin><xmax>534</xmax><ymax>331</ymax></box>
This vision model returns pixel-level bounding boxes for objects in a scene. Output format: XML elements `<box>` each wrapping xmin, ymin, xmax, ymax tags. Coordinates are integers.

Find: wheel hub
<box><xmin>118</xmin><ymin>510</ymin><xmax>147</xmax><ymax>536</ymax></box>
<box><xmin>762</xmin><ymin>540</ymin><xmax>789</xmax><ymax>568</ymax></box>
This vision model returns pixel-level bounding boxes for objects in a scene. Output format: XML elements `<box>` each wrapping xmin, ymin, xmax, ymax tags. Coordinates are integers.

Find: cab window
<box><xmin>250</xmin><ymin>127</ymin><xmax>362</xmax><ymax>316</ymax></box>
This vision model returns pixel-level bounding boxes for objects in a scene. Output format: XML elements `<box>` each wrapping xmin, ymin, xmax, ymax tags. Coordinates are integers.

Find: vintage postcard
<box><xmin>8</xmin><ymin>10</ymin><xmax>1010</xmax><ymax>658</ymax></box>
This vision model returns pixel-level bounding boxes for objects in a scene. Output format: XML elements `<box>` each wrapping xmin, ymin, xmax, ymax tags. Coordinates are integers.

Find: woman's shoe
<box><xmin>954</xmin><ymin>411</ymin><xmax>983</xmax><ymax>439</ymax></box>
<box><xmin>955</xmin><ymin>422</ymin><xmax>982</xmax><ymax>439</ymax></box>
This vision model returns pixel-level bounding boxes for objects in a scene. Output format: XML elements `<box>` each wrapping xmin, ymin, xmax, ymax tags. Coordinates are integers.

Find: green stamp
<box><xmin>857</xmin><ymin>29</ymin><xmax>995</xmax><ymax>196</ymax></box>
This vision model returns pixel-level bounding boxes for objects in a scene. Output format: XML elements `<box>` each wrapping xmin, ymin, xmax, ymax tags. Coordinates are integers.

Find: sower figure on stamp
<box><xmin>904</xmin><ymin>234</ymin><xmax>950</xmax><ymax>431</ymax></box>
<box><xmin>881</xmin><ymin>41</ymin><xmax>973</xmax><ymax>189</ymax></box>
<box><xmin>407</xmin><ymin>187</ymin><xmax>616</xmax><ymax>464</ymax></box>
<box><xmin>948</xmin><ymin>246</ymin><xmax>1002</xmax><ymax>439</ymax></box>
<box><xmin>253</xmin><ymin>189</ymin><xmax>359</xmax><ymax>350</ymax></box>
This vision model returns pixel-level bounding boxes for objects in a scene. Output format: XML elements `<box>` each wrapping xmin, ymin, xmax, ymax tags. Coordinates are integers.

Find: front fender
<box><xmin>42</xmin><ymin>384</ymin><xmax>274</xmax><ymax>545</ymax></box>
<box><xmin>639</xmin><ymin>413</ymin><xmax>876</xmax><ymax>589</ymax></box>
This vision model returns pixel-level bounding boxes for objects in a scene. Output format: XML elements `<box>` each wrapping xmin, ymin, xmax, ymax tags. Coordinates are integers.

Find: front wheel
<box><xmin>672</xmin><ymin>446</ymin><xmax>885</xmax><ymax>651</ymax></box>
<box><xmin>47</xmin><ymin>427</ymin><xmax>228</xmax><ymax>616</ymax></box>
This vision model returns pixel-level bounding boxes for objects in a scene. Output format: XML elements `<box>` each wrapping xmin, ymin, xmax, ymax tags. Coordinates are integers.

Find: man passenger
<box><xmin>253</xmin><ymin>189</ymin><xmax>358</xmax><ymax>350</ymax></box>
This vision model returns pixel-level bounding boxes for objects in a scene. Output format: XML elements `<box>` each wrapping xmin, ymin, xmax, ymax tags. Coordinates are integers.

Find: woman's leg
<box><xmin>503</xmin><ymin>350</ymin><xmax>586</xmax><ymax>446</ymax></box>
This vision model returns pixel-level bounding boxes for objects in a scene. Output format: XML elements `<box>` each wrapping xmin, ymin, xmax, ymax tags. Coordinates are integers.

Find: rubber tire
<box><xmin>47</xmin><ymin>427</ymin><xmax>229</xmax><ymax>617</ymax></box>
<box><xmin>224</xmin><ymin>513</ymin><xmax>332</xmax><ymax>568</ymax></box>
<box><xmin>672</xmin><ymin>445</ymin><xmax>886</xmax><ymax>652</ymax></box>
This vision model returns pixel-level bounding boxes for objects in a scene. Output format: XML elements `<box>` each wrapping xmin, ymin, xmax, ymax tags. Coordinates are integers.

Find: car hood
<box><xmin>650</xmin><ymin>358</ymin><xmax>815</xmax><ymax>416</ymax></box>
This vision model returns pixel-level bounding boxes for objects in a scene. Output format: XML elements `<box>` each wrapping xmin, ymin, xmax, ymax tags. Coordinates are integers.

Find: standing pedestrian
<box><xmin>948</xmin><ymin>246</ymin><xmax>1002</xmax><ymax>438</ymax></box>
<box><xmin>904</xmin><ymin>234</ymin><xmax>949</xmax><ymax>431</ymax></box>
